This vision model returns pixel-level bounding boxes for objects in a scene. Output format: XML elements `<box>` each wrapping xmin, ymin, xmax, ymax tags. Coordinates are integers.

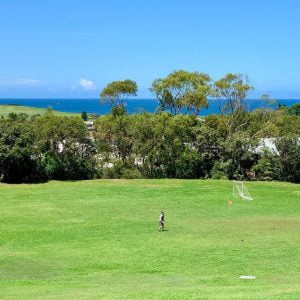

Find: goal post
<box><xmin>233</xmin><ymin>180</ymin><xmax>253</xmax><ymax>201</ymax></box>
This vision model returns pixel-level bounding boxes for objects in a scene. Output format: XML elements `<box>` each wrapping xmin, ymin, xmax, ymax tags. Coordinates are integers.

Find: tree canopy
<box><xmin>100</xmin><ymin>79</ymin><xmax>138</xmax><ymax>107</ymax></box>
<box><xmin>150</xmin><ymin>70</ymin><xmax>211</xmax><ymax>115</ymax></box>
<box><xmin>213</xmin><ymin>73</ymin><xmax>254</xmax><ymax>134</ymax></box>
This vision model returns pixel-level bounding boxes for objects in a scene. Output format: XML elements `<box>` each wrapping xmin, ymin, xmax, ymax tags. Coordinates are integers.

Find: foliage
<box><xmin>210</xmin><ymin>160</ymin><xmax>230</xmax><ymax>179</ymax></box>
<box><xmin>150</xmin><ymin>70</ymin><xmax>211</xmax><ymax>115</ymax></box>
<box><xmin>0</xmin><ymin>73</ymin><xmax>300</xmax><ymax>183</ymax></box>
<box><xmin>222</xmin><ymin>133</ymin><xmax>258</xmax><ymax>180</ymax></box>
<box><xmin>213</xmin><ymin>73</ymin><xmax>253</xmax><ymax>113</ymax></box>
<box><xmin>288</xmin><ymin>102</ymin><xmax>300</xmax><ymax>115</ymax></box>
<box><xmin>122</xmin><ymin>168</ymin><xmax>144</xmax><ymax>179</ymax></box>
<box><xmin>246</xmin><ymin>108</ymin><xmax>300</xmax><ymax>138</ymax></box>
<box><xmin>252</xmin><ymin>148</ymin><xmax>278</xmax><ymax>181</ymax></box>
<box><xmin>213</xmin><ymin>73</ymin><xmax>253</xmax><ymax>134</ymax></box>
<box><xmin>0</xmin><ymin>111</ymin><xmax>97</xmax><ymax>182</ymax></box>
<box><xmin>275</xmin><ymin>137</ymin><xmax>300</xmax><ymax>183</ymax></box>
<box><xmin>100</xmin><ymin>79</ymin><xmax>137</xmax><ymax>107</ymax></box>
<box><xmin>0</xmin><ymin>119</ymin><xmax>41</xmax><ymax>182</ymax></box>
<box><xmin>35</xmin><ymin>112</ymin><xmax>97</xmax><ymax>180</ymax></box>
<box><xmin>81</xmin><ymin>111</ymin><xmax>88</xmax><ymax>121</ymax></box>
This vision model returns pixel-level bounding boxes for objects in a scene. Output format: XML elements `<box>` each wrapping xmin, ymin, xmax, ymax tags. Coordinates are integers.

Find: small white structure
<box><xmin>85</xmin><ymin>121</ymin><xmax>95</xmax><ymax>131</ymax></box>
<box><xmin>255</xmin><ymin>138</ymin><xmax>278</xmax><ymax>154</ymax></box>
<box><xmin>255</xmin><ymin>137</ymin><xmax>300</xmax><ymax>155</ymax></box>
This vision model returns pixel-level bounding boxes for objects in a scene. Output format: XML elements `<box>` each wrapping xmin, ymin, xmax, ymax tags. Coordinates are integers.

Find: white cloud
<box><xmin>79</xmin><ymin>78</ymin><xmax>96</xmax><ymax>90</ymax></box>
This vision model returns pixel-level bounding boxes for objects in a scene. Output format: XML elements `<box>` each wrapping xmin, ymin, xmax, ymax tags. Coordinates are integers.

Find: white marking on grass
<box><xmin>239</xmin><ymin>275</ymin><xmax>256</xmax><ymax>279</ymax></box>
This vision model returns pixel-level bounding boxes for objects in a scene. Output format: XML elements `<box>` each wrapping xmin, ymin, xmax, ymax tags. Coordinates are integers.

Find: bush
<box><xmin>101</xmin><ymin>161</ymin><xmax>123</xmax><ymax>179</ymax></box>
<box><xmin>252</xmin><ymin>149</ymin><xmax>278</xmax><ymax>181</ymax></box>
<box><xmin>122</xmin><ymin>168</ymin><xmax>143</xmax><ymax>179</ymax></box>
<box><xmin>0</xmin><ymin>121</ymin><xmax>42</xmax><ymax>183</ymax></box>
<box><xmin>101</xmin><ymin>161</ymin><xmax>144</xmax><ymax>179</ymax></box>
<box><xmin>81</xmin><ymin>111</ymin><xmax>88</xmax><ymax>121</ymax></box>
<box><xmin>40</xmin><ymin>152</ymin><xmax>97</xmax><ymax>180</ymax></box>
<box><xmin>275</xmin><ymin>137</ymin><xmax>300</xmax><ymax>183</ymax></box>
<box><xmin>210</xmin><ymin>160</ymin><xmax>231</xmax><ymax>179</ymax></box>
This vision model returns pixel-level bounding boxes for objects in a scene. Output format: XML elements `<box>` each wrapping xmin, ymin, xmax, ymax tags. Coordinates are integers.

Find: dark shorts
<box><xmin>159</xmin><ymin>221</ymin><xmax>164</xmax><ymax>226</ymax></box>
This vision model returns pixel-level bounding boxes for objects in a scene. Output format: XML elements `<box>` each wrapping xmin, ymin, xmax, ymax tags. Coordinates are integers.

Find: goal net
<box><xmin>232</xmin><ymin>180</ymin><xmax>253</xmax><ymax>201</ymax></box>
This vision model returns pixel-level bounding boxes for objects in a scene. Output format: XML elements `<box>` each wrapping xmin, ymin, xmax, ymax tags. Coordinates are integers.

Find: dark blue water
<box><xmin>0</xmin><ymin>98</ymin><xmax>298</xmax><ymax>115</ymax></box>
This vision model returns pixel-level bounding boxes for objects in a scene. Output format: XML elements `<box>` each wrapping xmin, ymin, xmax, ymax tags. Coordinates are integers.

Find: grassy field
<box><xmin>0</xmin><ymin>179</ymin><xmax>299</xmax><ymax>299</ymax></box>
<box><xmin>0</xmin><ymin>105</ymin><xmax>78</xmax><ymax>117</ymax></box>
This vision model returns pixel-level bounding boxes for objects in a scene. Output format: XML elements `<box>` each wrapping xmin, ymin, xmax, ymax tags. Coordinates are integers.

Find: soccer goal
<box><xmin>232</xmin><ymin>180</ymin><xmax>253</xmax><ymax>201</ymax></box>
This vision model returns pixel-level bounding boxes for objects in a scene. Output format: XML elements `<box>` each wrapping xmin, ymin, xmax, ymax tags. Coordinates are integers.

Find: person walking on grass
<box><xmin>158</xmin><ymin>212</ymin><xmax>165</xmax><ymax>232</ymax></box>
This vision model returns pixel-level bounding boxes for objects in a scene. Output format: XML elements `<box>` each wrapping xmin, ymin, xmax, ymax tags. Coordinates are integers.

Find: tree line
<box><xmin>0</xmin><ymin>104</ymin><xmax>299</xmax><ymax>183</ymax></box>
<box><xmin>0</xmin><ymin>71</ymin><xmax>299</xmax><ymax>183</ymax></box>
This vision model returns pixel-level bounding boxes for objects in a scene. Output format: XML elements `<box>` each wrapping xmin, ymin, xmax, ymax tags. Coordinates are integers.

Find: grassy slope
<box><xmin>0</xmin><ymin>105</ymin><xmax>78</xmax><ymax>117</ymax></box>
<box><xmin>0</xmin><ymin>179</ymin><xmax>299</xmax><ymax>299</ymax></box>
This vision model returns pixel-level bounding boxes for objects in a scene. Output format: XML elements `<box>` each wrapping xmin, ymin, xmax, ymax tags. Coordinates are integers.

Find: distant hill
<box><xmin>0</xmin><ymin>105</ymin><xmax>79</xmax><ymax>118</ymax></box>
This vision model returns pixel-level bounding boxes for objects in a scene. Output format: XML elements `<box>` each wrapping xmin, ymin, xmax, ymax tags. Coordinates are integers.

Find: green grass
<box><xmin>0</xmin><ymin>179</ymin><xmax>299</xmax><ymax>299</ymax></box>
<box><xmin>0</xmin><ymin>105</ymin><xmax>78</xmax><ymax>117</ymax></box>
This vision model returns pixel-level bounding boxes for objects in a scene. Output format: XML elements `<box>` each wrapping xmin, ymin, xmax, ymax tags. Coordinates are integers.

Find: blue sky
<box><xmin>0</xmin><ymin>0</ymin><xmax>299</xmax><ymax>98</ymax></box>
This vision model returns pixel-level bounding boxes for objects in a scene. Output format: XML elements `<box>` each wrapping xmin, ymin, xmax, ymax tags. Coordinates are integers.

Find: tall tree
<box><xmin>35</xmin><ymin>111</ymin><xmax>96</xmax><ymax>180</ymax></box>
<box><xmin>0</xmin><ymin>119</ymin><xmax>40</xmax><ymax>182</ymax></box>
<box><xmin>150</xmin><ymin>70</ymin><xmax>211</xmax><ymax>115</ymax></box>
<box><xmin>100</xmin><ymin>79</ymin><xmax>138</xmax><ymax>108</ymax></box>
<box><xmin>275</xmin><ymin>137</ymin><xmax>300</xmax><ymax>183</ymax></box>
<box><xmin>214</xmin><ymin>73</ymin><xmax>253</xmax><ymax>134</ymax></box>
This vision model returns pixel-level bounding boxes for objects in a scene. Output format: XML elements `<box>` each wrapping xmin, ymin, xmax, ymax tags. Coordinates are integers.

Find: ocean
<box><xmin>0</xmin><ymin>98</ymin><xmax>299</xmax><ymax>116</ymax></box>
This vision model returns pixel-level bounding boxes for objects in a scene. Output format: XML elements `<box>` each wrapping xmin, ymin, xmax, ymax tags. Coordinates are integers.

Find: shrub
<box><xmin>122</xmin><ymin>168</ymin><xmax>143</xmax><ymax>179</ymax></box>
<box><xmin>210</xmin><ymin>160</ymin><xmax>231</xmax><ymax>179</ymax></box>
<box><xmin>252</xmin><ymin>149</ymin><xmax>278</xmax><ymax>181</ymax></box>
<box><xmin>81</xmin><ymin>111</ymin><xmax>88</xmax><ymax>121</ymax></box>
